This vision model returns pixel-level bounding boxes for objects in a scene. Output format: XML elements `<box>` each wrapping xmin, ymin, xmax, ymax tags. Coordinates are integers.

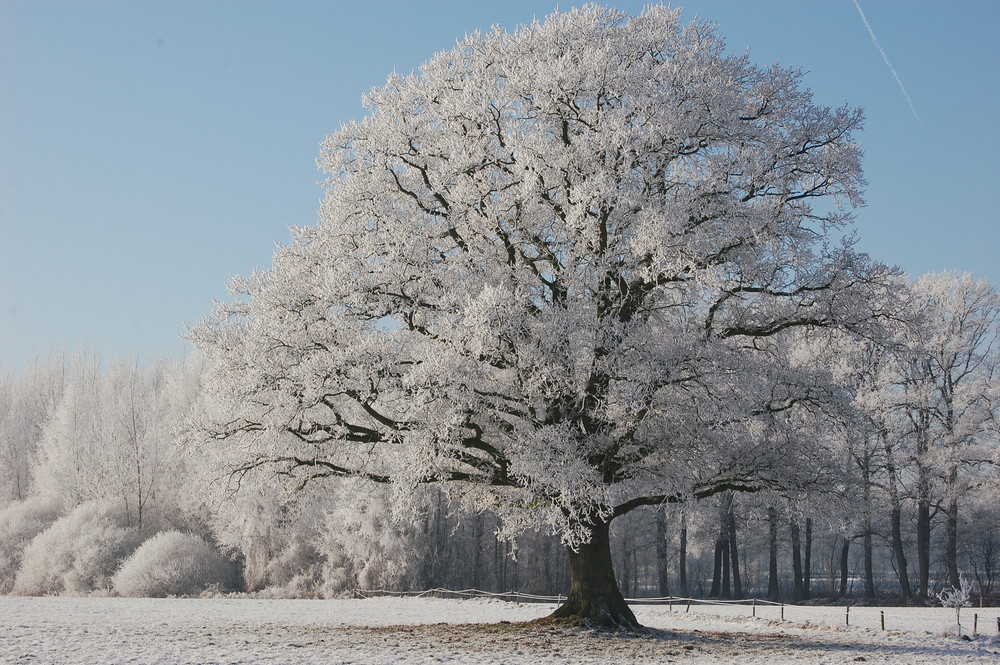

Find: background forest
<box><xmin>2</xmin><ymin>271</ymin><xmax>999</xmax><ymax>605</ymax></box>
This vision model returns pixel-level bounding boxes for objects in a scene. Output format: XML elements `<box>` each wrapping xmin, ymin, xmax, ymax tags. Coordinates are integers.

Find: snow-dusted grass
<box><xmin>2</xmin><ymin>596</ymin><xmax>998</xmax><ymax>664</ymax></box>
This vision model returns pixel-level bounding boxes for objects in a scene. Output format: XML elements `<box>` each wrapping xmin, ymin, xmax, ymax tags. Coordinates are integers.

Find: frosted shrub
<box><xmin>257</xmin><ymin>541</ymin><xmax>323</xmax><ymax>597</ymax></box>
<box><xmin>936</xmin><ymin>580</ymin><xmax>973</xmax><ymax>637</ymax></box>
<box><xmin>0</xmin><ymin>498</ymin><xmax>60</xmax><ymax>593</ymax></box>
<box><xmin>113</xmin><ymin>531</ymin><xmax>233</xmax><ymax>597</ymax></box>
<box><xmin>13</xmin><ymin>500</ymin><xmax>142</xmax><ymax>595</ymax></box>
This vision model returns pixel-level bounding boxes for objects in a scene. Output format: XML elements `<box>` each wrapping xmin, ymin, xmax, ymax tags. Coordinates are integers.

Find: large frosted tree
<box><xmin>192</xmin><ymin>5</ymin><xmax>892</xmax><ymax>627</ymax></box>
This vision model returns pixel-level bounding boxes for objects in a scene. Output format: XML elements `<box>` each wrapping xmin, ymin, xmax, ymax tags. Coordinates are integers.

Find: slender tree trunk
<box><xmin>678</xmin><ymin>513</ymin><xmax>689</xmax><ymax>597</ymax></box>
<box><xmin>547</xmin><ymin>518</ymin><xmax>639</xmax><ymax>629</ymax></box>
<box><xmin>428</xmin><ymin>495</ymin><xmax>446</xmax><ymax>587</ymax></box>
<box><xmin>632</xmin><ymin>547</ymin><xmax>640</xmax><ymax>598</ymax></box>
<box><xmin>495</xmin><ymin>528</ymin><xmax>506</xmax><ymax>592</ymax></box>
<box><xmin>472</xmin><ymin>512</ymin><xmax>482</xmax><ymax>590</ymax></box>
<box><xmin>862</xmin><ymin>469</ymin><xmax>875</xmax><ymax>599</ymax></box>
<box><xmin>885</xmin><ymin>439</ymin><xmax>912</xmax><ymax>602</ymax></box>
<box><xmin>890</xmin><ymin>504</ymin><xmax>912</xmax><ymax>601</ymax></box>
<box><xmin>710</xmin><ymin>534</ymin><xmax>725</xmax><ymax>598</ymax></box>
<box><xmin>542</xmin><ymin>537</ymin><xmax>555</xmax><ymax>596</ymax></box>
<box><xmin>791</xmin><ymin>520</ymin><xmax>804</xmax><ymax>601</ymax></box>
<box><xmin>727</xmin><ymin>500</ymin><xmax>743</xmax><ymax>600</ymax></box>
<box><xmin>711</xmin><ymin>494</ymin><xmax>735</xmax><ymax>598</ymax></box>
<box><xmin>915</xmin><ymin>419</ymin><xmax>932</xmax><ymax>600</ymax></box>
<box><xmin>946</xmin><ymin>498</ymin><xmax>960</xmax><ymax>588</ymax></box>
<box><xmin>512</xmin><ymin>551</ymin><xmax>520</xmax><ymax>592</ymax></box>
<box><xmin>803</xmin><ymin>517</ymin><xmax>812</xmax><ymax>600</ymax></box>
<box><xmin>916</xmin><ymin>493</ymin><xmax>931</xmax><ymax>599</ymax></box>
<box><xmin>946</xmin><ymin>471</ymin><xmax>961</xmax><ymax>589</ymax></box>
<box><xmin>656</xmin><ymin>510</ymin><xmax>670</xmax><ymax>596</ymax></box>
<box><xmin>839</xmin><ymin>537</ymin><xmax>850</xmax><ymax>598</ymax></box>
<box><xmin>721</xmin><ymin>539</ymin><xmax>731</xmax><ymax>599</ymax></box>
<box><xmin>618</xmin><ymin>528</ymin><xmax>632</xmax><ymax>597</ymax></box>
<box><xmin>768</xmin><ymin>506</ymin><xmax>780</xmax><ymax>601</ymax></box>
<box><xmin>829</xmin><ymin>536</ymin><xmax>839</xmax><ymax>597</ymax></box>
<box><xmin>864</xmin><ymin>518</ymin><xmax>876</xmax><ymax>599</ymax></box>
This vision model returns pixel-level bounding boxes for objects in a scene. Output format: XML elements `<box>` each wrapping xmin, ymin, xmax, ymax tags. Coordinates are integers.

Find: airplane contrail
<box><xmin>852</xmin><ymin>0</ymin><xmax>921</xmax><ymax>122</ymax></box>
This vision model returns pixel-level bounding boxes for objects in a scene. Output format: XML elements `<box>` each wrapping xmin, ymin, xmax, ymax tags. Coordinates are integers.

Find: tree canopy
<box><xmin>191</xmin><ymin>4</ymin><xmax>895</xmax><ymax>626</ymax></box>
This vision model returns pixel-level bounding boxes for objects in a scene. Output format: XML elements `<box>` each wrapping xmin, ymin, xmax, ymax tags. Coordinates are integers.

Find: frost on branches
<box><xmin>191</xmin><ymin>5</ymin><xmax>894</xmax><ymax>628</ymax></box>
<box><xmin>936</xmin><ymin>580</ymin><xmax>973</xmax><ymax>636</ymax></box>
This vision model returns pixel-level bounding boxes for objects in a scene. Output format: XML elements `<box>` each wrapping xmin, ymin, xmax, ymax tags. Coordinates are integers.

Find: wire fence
<box><xmin>353</xmin><ymin>587</ymin><xmax>1000</xmax><ymax>636</ymax></box>
<box><xmin>354</xmin><ymin>587</ymin><xmax>564</xmax><ymax>604</ymax></box>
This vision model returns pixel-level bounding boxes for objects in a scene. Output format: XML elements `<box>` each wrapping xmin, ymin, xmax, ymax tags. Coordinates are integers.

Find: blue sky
<box><xmin>2</xmin><ymin>1</ymin><xmax>998</xmax><ymax>369</ymax></box>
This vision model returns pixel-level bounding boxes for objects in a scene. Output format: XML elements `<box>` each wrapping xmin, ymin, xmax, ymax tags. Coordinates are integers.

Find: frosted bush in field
<box><xmin>258</xmin><ymin>541</ymin><xmax>324</xmax><ymax>597</ymax></box>
<box><xmin>13</xmin><ymin>500</ymin><xmax>142</xmax><ymax>595</ymax></box>
<box><xmin>936</xmin><ymin>580</ymin><xmax>973</xmax><ymax>636</ymax></box>
<box><xmin>112</xmin><ymin>531</ymin><xmax>233</xmax><ymax>597</ymax></box>
<box><xmin>0</xmin><ymin>498</ymin><xmax>60</xmax><ymax>593</ymax></box>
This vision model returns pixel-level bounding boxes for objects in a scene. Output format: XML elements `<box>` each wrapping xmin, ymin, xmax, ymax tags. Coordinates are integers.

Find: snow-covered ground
<box><xmin>2</xmin><ymin>595</ymin><xmax>998</xmax><ymax>664</ymax></box>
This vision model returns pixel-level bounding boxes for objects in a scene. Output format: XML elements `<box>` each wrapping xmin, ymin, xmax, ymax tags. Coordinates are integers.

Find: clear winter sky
<box><xmin>2</xmin><ymin>1</ymin><xmax>998</xmax><ymax>370</ymax></box>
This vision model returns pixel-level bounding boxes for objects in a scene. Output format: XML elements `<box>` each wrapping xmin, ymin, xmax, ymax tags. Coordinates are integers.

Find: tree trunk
<box><xmin>656</xmin><ymin>510</ymin><xmax>670</xmax><ymax>596</ymax></box>
<box><xmin>710</xmin><ymin>535</ymin><xmax>725</xmax><ymax>598</ymax></box>
<box><xmin>916</xmin><ymin>494</ymin><xmax>930</xmax><ymax>599</ymax></box>
<box><xmin>890</xmin><ymin>503</ymin><xmax>912</xmax><ymax>601</ymax></box>
<box><xmin>542</xmin><ymin>536</ymin><xmax>555</xmax><ymax>595</ymax></box>
<box><xmin>472</xmin><ymin>512</ymin><xmax>482</xmax><ymax>590</ymax></box>
<box><xmin>791</xmin><ymin>520</ymin><xmax>804</xmax><ymax>601</ymax></box>
<box><xmin>547</xmin><ymin>518</ymin><xmax>639</xmax><ymax>629</ymax></box>
<box><xmin>712</xmin><ymin>494</ymin><xmax>735</xmax><ymax>598</ymax></box>
<box><xmin>915</xmin><ymin>422</ymin><xmax>931</xmax><ymax>600</ymax></box>
<box><xmin>885</xmin><ymin>445</ymin><xmax>912</xmax><ymax>602</ymax></box>
<box><xmin>946</xmin><ymin>486</ymin><xmax>961</xmax><ymax>589</ymax></box>
<box><xmin>495</xmin><ymin>527</ymin><xmax>506</xmax><ymax>592</ymax></box>
<box><xmin>768</xmin><ymin>506</ymin><xmax>780</xmax><ymax>601</ymax></box>
<box><xmin>727</xmin><ymin>501</ymin><xmax>743</xmax><ymax>600</ymax></box>
<box><xmin>839</xmin><ymin>537</ymin><xmax>850</xmax><ymax>598</ymax></box>
<box><xmin>721</xmin><ymin>538</ymin><xmax>731</xmax><ymax>599</ymax></box>
<box><xmin>678</xmin><ymin>513</ymin><xmax>689</xmax><ymax>597</ymax></box>
<box><xmin>617</xmin><ymin>528</ymin><xmax>632</xmax><ymax>598</ymax></box>
<box><xmin>803</xmin><ymin>517</ymin><xmax>812</xmax><ymax>600</ymax></box>
<box><xmin>630</xmin><ymin>546</ymin><xmax>639</xmax><ymax>598</ymax></box>
<box><xmin>863</xmin><ymin>519</ymin><xmax>875</xmax><ymax>599</ymax></box>
<box><xmin>828</xmin><ymin>536</ymin><xmax>838</xmax><ymax>597</ymax></box>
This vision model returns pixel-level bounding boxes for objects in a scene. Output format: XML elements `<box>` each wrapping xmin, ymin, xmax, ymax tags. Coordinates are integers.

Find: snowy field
<box><xmin>2</xmin><ymin>596</ymin><xmax>999</xmax><ymax>664</ymax></box>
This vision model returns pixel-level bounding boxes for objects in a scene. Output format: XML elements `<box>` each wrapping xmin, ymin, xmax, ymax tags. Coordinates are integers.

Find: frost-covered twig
<box><xmin>935</xmin><ymin>580</ymin><xmax>973</xmax><ymax>637</ymax></box>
